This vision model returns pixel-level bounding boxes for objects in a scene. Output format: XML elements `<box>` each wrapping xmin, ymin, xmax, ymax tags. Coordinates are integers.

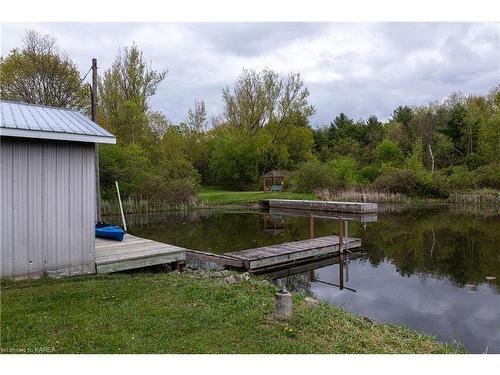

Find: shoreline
<box><xmin>101</xmin><ymin>198</ymin><xmax>499</xmax><ymax>217</ymax></box>
<box><xmin>0</xmin><ymin>270</ymin><xmax>464</xmax><ymax>354</ymax></box>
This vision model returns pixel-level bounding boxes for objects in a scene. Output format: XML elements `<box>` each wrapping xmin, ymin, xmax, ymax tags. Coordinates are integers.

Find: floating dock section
<box><xmin>95</xmin><ymin>232</ymin><xmax>361</xmax><ymax>275</ymax></box>
<box><xmin>95</xmin><ymin>234</ymin><xmax>187</xmax><ymax>273</ymax></box>
<box><xmin>223</xmin><ymin>235</ymin><xmax>361</xmax><ymax>272</ymax></box>
<box><xmin>269</xmin><ymin>207</ymin><xmax>378</xmax><ymax>223</ymax></box>
<box><xmin>260</xmin><ymin>199</ymin><xmax>378</xmax><ymax>213</ymax></box>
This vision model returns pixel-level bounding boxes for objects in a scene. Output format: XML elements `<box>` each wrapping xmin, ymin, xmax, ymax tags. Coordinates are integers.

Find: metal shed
<box><xmin>0</xmin><ymin>100</ymin><xmax>116</xmax><ymax>279</ymax></box>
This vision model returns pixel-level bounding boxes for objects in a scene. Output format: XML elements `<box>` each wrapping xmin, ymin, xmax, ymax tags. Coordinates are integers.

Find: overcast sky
<box><xmin>1</xmin><ymin>22</ymin><xmax>499</xmax><ymax>127</ymax></box>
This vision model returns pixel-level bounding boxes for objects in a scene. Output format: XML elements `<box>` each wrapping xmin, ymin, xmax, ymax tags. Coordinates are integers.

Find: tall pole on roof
<box><xmin>91</xmin><ymin>58</ymin><xmax>101</xmax><ymax>222</ymax></box>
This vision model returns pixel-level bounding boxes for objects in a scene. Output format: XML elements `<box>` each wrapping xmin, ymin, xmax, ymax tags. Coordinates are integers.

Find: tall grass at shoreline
<box><xmin>315</xmin><ymin>189</ymin><xmax>411</xmax><ymax>203</ymax></box>
<box><xmin>448</xmin><ymin>189</ymin><xmax>500</xmax><ymax>205</ymax></box>
<box><xmin>101</xmin><ymin>188</ymin><xmax>500</xmax><ymax>216</ymax></box>
<box><xmin>101</xmin><ymin>198</ymin><xmax>207</xmax><ymax>216</ymax></box>
<box><xmin>316</xmin><ymin>188</ymin><xmax>500</xmax><ymax>206</ymax></box>
<box><xmin>101</xmin><ymin>189</ymin><xmax>315</xmax><ymax>215</ymax></box>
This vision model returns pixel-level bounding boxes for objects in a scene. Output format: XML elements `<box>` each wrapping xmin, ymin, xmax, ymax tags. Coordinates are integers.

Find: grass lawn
<box><xmin>0</xmin><ymin>272</ymin><xmax>461</xmax><ymax>354</ymax></box>
<box><xmin>198</xmin><ymin>187</ymin><xmax>316</xmax><ymax>205</ymax></box>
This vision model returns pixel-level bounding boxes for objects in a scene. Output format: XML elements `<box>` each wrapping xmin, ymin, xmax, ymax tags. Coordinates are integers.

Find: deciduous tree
<box><xmin>98</xmin><ymin>44</ymin><xmax>167</xmax><ymax>144</ymax></box>
<box><xmin>0</xmin><ymin>30</ymin><xmax>88</xmax><ymax>109</ymax></box>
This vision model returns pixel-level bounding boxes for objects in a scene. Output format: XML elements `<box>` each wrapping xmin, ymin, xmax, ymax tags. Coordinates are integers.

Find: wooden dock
<box><xmin>269</xmin><ymin>207</ymin><xmax>378</xmax><ymax>223</ymax></box>
<box><xmin>223</xmin><ymin>235</ymin><xmax>361</xmax><ymax>271</ymax></box>
<box><xmin>260</xmin><ymin>199</ymin><xmax>378</xmax><ymax>213</ymax></box>
<box><xmin>95</xmin><ymin>234</ymin><xmax>187</xmax><ymax>273</ymax></box>
<box><xmin>186</xmin><ymin>250</ymin><xmax>245</xmax><ymax>269</ymax></box>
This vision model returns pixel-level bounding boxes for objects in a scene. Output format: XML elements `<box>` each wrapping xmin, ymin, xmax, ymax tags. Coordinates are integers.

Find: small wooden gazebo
<box><xmin>263</xmin><ymin>170</ymin><xmax>284</xmax><ymax>192</ymax></box>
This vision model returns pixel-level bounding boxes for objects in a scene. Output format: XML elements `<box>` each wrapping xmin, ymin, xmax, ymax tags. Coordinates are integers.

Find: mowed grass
<box><xmin>0</xmin><ymin>273</ymin><xmax>462</xmax><ymax>354</ymax></box>
<box><xmin>198</xmin><ymin>187</ymin><xmax>316</xmax><ymax>205</ymax></box>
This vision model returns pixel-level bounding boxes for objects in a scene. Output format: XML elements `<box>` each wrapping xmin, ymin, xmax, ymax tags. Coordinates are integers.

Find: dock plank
<box><xmin>95</xmin><ymin>234</ymin><xmax>187</xmax><ymax>273</ymax></box>
<box><xmin>96</xmin><ymin>252</ymin><xmax>185</xmax><ymax>274</ymax></box>
<box><xmin>186</xmin><ymin>250</ymin><xmax>245</xmax><ymax>268</ymax></box>
<box><xmin>223</xmin><ymin>235</ymin><xmax>361</xmax><ymax>270</ymax></box>
<box><xmin>95</xmin><ymin>243</ymin><xmax>182</xmax><ymax>258</ymax></box>
<box><xmin>96</xmin><ymin>247</ymin><xmax>184</xmax><ymax>264</ymax></box>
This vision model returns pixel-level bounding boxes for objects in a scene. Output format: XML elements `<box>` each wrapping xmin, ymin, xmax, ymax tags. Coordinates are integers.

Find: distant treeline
<box><xmin>2</xmin><ymin>31</ymin><xmax>499</xmax><ymax>203</ymax></box>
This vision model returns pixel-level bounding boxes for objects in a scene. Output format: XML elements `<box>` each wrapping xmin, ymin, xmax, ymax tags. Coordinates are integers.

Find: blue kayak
<box><xmin>95</xmin><ymin>222</ymin><xmax>125</xmax><ymax>241</ymax></box>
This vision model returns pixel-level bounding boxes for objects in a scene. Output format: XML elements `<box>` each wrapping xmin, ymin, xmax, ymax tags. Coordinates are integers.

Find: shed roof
<box><xmin>263</xmin><ymin>170</ymin><xmax>284</xmax><ymax>178</ymax></box>
<box><xmin>0</xmin><ymin>100</ymin><xmax>116</xmax><ymax>144</ymax></box>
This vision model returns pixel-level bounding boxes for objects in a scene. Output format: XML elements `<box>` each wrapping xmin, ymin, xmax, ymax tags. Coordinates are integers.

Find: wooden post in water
<box><xmin>309</xmin><ymin>213</ymin><xmax>315</xmax><ymax>281</ymax></box>
<box><xmin>309</xmin><ymin>213</ymin><xmax>314</xmax><ymax>239</ymax></box>
<box><xmin>345</xmin><ymin>220</ymin><xmax>349</xmax><ymax>282</ymax></box>
<box><xmin>339</xmin><ymin>218</ymin><xmax>344</xmax><ymax>290</ymax></box>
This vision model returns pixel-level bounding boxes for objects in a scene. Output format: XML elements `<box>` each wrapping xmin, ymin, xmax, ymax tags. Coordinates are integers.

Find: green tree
<box><xmin>180</xmin><ymin>101</ymin><xmax>213</xmax><ymax>184</ymax></box>
<box><xmin>391</xmin><ymin>105</ymin><xmax>413</xmax><ymax>128</ymax></box>
<box><xmin>97</xmin><ymin>45</ymin><xmax>200</xmax><ymax>204</ymax></box>
<box><xmin>365</xmin><ymin>115</ymin><xmax>384</xmax><ymax>158</ymax></box>
<box><xmin>328</xmin><ymin>113</ymin><xmax>355</xmax><ymax>143</ymax></box>
<box><xmin>406</xmin><ymin>138</ymin><xmax>425</xmax><ymax>172</ymax></box>
<box><xmin>290</xmin><ymin>160</ymin><xmax>333</xmax><ymax>193</ymax></box>
<box><xmin>478</xmin><ymin>113</ymin><xmax>500</xmax><ymax>163</ymax></box>
<box><xmin>218</xmin><ymin>68</ymin><xmax>315</xmax><ymax>182</ymax></box>
<box><xmin>0</xmin><ymin>30</ymin><xmax>88</xmax><ymax>109</ymax></box>
<box><xmin>181</xmin><ymin>100</ymin><xmax>208</xmax><ymax>134</ymax></box>
<box><xmin>222</xmin><ymin>68</ymin><xmax>314</xmax><ymax>135</ymax></box>
<box><xmin>284</xmin><ymin>125</ymin><xmax>316</xmax><ymax>167</ymax></box>
<box><xmin>327</xmin><ymin>156</ymin><xmax>359</xmax><ymax>189</ymax></box>
<box><xmin>210</xmin><ymin>129</ymin><xmax>270</xmax><ymax>189</ymax></box>
<box><xmin>375</xmin><ymin>139</ymin><xmax>403</xmax><ymax>165</ymax></box>
<box><xmin>98</xmin><ymin>44</ymin><xmax>167</xmax><ymax>145</ymax></box>
<box><xmin>440</xmin><ymin>93</ymin><xmax>468</xmax><ymax>161</ymax></box>
<box><xmin>99</xmin><ymin>144</ymin><xmax>151</xmax><ymax>200</ymax></box>
<box><xmin>147</xmin><ymin>111</ymin><xmax>172</xmax><ymax>141</ymax></box>
<box><xmin>384</xmin><ymin>121</ymin><xmax>407</xmax><ymax>151</ymax></box>
<box><xmin>313</xmin><ymin>127</ymin><xmax>331</xmax><ymax>161</ymax></box>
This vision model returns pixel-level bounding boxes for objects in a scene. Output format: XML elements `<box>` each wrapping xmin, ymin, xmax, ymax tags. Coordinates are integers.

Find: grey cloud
<box><xmin>1</xmin><ymin>22</ymin><xmax>499</xmax><ymax>126</ymax></box>
<box><xmin>189</xmin><ymin>22</ymin><xmax>330</xmax><ymax>57</ymax></box>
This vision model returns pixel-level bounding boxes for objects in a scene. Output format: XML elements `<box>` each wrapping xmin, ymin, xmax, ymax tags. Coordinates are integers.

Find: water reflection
<box><xmin>270</xmin><ymin>241</ymin><xmax>360</xmax><ymax>293</ymax></box>
<box><xmin>307</xmin><ymin>259</ymin><xmax>500</xmax><ymax>354</ymax></box>
<box><xmin>264</xmin><ymin>213</ymin><xmax>285</xmax><ymax>235</ymax></box>
<box><xmin>104</xmin><ymin>204</ymin><xmax>500</xmax><ymax>353</ymax></box>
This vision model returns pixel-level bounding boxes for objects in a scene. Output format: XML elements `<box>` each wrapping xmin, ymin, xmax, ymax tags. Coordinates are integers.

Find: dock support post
<box><xmin>176</xmin><ymin>261</ymin><xmax>185</xmax><ymax>272</ymax></box>
<box><xmin>309</xmin><ymin>213</ymin><xmax>314</xmax><ymax>239</ymax></box>
<box><xmin>345</xmin><ymin>221</ymin><xmax>349</xmax><ymax>282</ymax></box>
<box><xmin>339</xmin><ymin>218</ymin><xmax>344</xmax><ymax>254</ymax></box>
<box><xmin>344</xmin><ymin>220</ymin><xmax>349</xmax><ymax>252</ymax></box>
<box><xmin>275</xmin><ymin>291</ymin><xmax>292</xmax><ymax>320</ymax></box>
<box><xmin>339</xmin><ymin>218</ymin><xmax>344</xmax><ymax>290</ymax></box>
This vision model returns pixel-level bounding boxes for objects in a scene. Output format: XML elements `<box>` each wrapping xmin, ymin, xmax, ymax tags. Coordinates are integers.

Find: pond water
<box><xmin>105</xmin><ymin>204</ymin><xmax>500</xmax><ymax>353</ymax></box>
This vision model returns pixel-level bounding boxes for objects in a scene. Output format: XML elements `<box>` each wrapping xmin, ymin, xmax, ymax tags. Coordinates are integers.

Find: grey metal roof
<box><xmin>0</xmin><ymin>100</ymin><xmax>116</xmax><ymax>144</ymax></box>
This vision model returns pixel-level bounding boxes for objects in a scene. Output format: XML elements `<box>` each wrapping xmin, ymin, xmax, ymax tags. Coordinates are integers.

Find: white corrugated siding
<box><xmin>1</xmin><ymin>137</ymin><xmax>96</xmax><ymax>278</ymax></box>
